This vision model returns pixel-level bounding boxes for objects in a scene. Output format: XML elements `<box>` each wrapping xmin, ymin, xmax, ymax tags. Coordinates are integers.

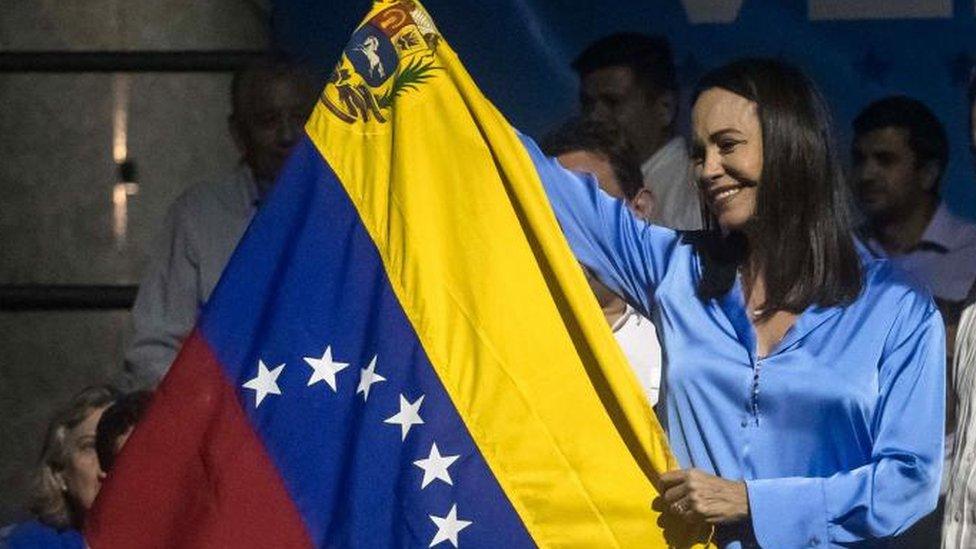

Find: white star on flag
<box><xmin>384</xmin><ymin>394</ymin><xmax>425</xmax><ymax>440</ymax></box>
<box><xmin>356</xmin><ymin>355</ymin><xmax>386</xmax><ymax>402</ymax></box>
<box><xmin>413</xmin><ymin>442</ymin><xmax>460</xmax><ymax>489</ymax></box>
<box><xmin>303</xmin><ymin>346</ymin><xmax>349</xmax><ymax>392</ymax></box>
<box><xmin>428</xmin><ymin>504</ymin><xmax>472</xmax><ymax>548</ymax></box>
<box><xmin>242</xmin><ymin>359</ymin><xmax>285</xmax><ymax>408</ymax></box>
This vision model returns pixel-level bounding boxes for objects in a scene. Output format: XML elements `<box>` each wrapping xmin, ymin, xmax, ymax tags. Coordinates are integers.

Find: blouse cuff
<box><xmin>746</xmin><ymin>477</ymin><xmax>829</xmax><ymax>547</ymax></box>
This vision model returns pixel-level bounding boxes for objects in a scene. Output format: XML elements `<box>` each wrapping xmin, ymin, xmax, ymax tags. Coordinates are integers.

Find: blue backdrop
<box><xmin>273</xmin><ymin>0</ymin><xmax>976</xmax><ymax>218</ymax></box>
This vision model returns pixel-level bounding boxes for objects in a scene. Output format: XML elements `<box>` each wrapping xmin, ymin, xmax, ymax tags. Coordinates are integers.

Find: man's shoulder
<box><xmin>643</xmin><ymin>136</ymin><xmax>701</xmax><ymax>230</ymax></box>
<box><xmin>939</xmin><ymin>205</ymin><xmax>976</xmax><ymax>251</ymax></box>
<box><xmin>641</xmin><ymin>136</ymin><xmax>689</xmax><ymax>175</ymax></box>
<box><xmin>168</xmin><ymin>166</ymin><xmax>255</xmax><ymax>220</ymax></box>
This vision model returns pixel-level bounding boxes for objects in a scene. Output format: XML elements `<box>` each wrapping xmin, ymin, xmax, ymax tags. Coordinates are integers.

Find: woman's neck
<box><xmin>737</xmin><ymin>236</ymin><xmax>766</xmax><ymax>312</ymax></box>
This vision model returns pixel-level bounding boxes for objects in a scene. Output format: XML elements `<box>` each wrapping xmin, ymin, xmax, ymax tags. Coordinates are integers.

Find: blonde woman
<box><xmin>2</xmin><ymin>385</ymin><xmax>117</xmax><ymax>548</ymax></box>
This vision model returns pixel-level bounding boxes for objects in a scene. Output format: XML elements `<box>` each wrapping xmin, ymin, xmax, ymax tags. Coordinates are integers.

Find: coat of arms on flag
<box><xmin>324</xmin><ymin>1</ymin><xmax>441</xmax><ymax>124</ymax></box>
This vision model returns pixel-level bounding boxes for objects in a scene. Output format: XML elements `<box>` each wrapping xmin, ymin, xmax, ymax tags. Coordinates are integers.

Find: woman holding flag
<box><xmin>531</xmin><ymin>58</ymin><xmax>945</xmax><ymax>547</ymax></box>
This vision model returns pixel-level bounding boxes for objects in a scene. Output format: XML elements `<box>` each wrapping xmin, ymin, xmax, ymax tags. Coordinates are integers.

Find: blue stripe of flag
<box><xmin>198</xmin><ymin>135</ymin><xmax>536</xmax><ymax>548</ymax></box>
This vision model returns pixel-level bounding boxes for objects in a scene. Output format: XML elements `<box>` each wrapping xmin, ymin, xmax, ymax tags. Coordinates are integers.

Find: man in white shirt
<box><xmin>572</xmin><ymin>33</ymin><xmax>701</xmax><ymax>230</ymax></box>
<box><xmin>942</xmin><ymin>76</ymin><xmax>976</xmax><ymax>549</ymax></box>
<box><xmin>124</xmin><ymin>58</ymin><xmax>318</xmax><ymax>387</ymax></box>
<box><xmin>543</xmin><ymin>118</ymin><xmax>662</xmax><ymax>408</ymax></box>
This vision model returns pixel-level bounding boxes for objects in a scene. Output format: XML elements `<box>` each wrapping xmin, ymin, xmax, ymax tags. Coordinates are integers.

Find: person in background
<box><xmin>853</xmin><ymin>96</ymin><xmax>976</xmax><ymax>359</ymax></box>
<box><xmin>942</xmin><ymin>72</ymin><xmax>976</xmax><ymax>549</ymax></box>
<box><xmin>542</xmin><ymin>117</ymin><xmax>661</xmax><ymax>407</ymax></box>
<box><xmin>572</xmin><ymin>32</ymin><xmax>701</xmax><ymax>231</ymax></box>
<box><xmin>124</xmin><ymin>56</ymin><xmax>319</xmax><ymax>388</ymax></box>
<box><xmin>94</xmin><ymin>391</ymin><xmax>153</xmax><ymax>474</ymax></box>
<box><xmin>0</xmin><ymin>385</ymin><xmax>119</xmax><ymax>548</ymax></box>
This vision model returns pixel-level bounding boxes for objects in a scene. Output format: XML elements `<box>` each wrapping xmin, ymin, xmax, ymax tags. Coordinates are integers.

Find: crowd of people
<box><xmin>6</xmin><ymin>32</ymin><xmax>976</xmax><ymax>547</ymax></box>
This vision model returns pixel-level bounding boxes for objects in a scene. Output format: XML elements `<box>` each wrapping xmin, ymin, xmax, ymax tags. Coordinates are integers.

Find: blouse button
<box><xmin>740</xmin><ymin>419</ymin><xmax>748</xmax><ymax>428</ymax></box>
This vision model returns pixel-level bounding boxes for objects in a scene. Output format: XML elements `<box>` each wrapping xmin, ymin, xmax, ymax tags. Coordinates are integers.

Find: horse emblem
<box><xmin>321</xmin><ymin>1</ymin><xmax>442</xmax><ymax>125</ymax></box>
<box><xmin>344</xmin><ymin>25</ymin><xmax>397</xmax><ymax>88</ymax></box>
<box><xmin>354</xmin><ymin>35</ymin><xmax>386</xmax><ymax>80</ymax></box>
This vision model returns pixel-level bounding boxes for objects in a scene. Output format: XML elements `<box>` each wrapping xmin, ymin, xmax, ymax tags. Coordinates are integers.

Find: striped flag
<box><xmin>86</xmin><ymin>1</ymin><xmax>700</xmax><ymax>546</ymax></box>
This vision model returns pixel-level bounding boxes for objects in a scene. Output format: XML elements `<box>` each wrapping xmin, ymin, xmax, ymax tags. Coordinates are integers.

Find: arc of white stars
<box><xmin>428</xmin><ymin>504</ymin><xmax>472</xmax><ymax>548</ymax></box>
<box><xmin>413</xmin><ymin>442</ymin><xmax>460</xmax><ymax>489</ymax></box>
<box><xmin>356</xmin><ymin>355</ymin><xmax>386</xmax><ymax>402</ymax></box>
<box><xmin>242</xmin><ymin>359</ymin><xmax>285</xmax><ymax>408</ymax></box>
<box><xmin>303</xmin><ymin>346</ymin><xmax>349</xmax><ymax>392</ymax></box>
<box><xmin>384</xmin><ymin>394</ymin><xmax>425</xmax><ymax>440</ymax></box>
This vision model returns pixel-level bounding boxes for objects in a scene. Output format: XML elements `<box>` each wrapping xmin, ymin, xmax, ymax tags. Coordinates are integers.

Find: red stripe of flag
<box><xmin>85</xmin><ymin>330</ymin><xmax>313</xmax><ymax>548</ymax></box>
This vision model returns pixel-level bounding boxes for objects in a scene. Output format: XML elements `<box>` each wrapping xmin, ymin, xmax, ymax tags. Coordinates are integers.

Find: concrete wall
<box><xmin>0</xmin><ymin>0</ymin><xmax>268</xmax><ymax>525</ymax></box>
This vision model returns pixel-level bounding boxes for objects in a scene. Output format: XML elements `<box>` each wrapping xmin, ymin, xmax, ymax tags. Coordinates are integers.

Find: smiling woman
<box><xmin>691</xmin><ymin>88</ymin><xmax>762</xmax><ymax>231</ymax></box>
<box><xmin>690</xmin><ymin>60</ymin><xmax>862</xmax><ymax>318</ymax></box>
<box><xmin>533</xmin><ymin>58</ymin><xmax>946</xmax><ymax>547</ymax></box>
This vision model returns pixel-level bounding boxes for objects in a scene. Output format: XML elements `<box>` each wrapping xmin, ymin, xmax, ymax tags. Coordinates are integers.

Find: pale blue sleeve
<box><xmin>519</xmin><ymin>133</ymin><xmax>683</xmax><ymax>318</ymax></box>
<box><xmin>746</xmin><ymin>301</ymin><xmax>945</xmax><ymax>546</ymax></box>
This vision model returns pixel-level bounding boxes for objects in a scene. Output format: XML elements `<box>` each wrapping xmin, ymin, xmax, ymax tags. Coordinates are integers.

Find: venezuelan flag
<box><xmin>87</xmin><ymin>1</ymin><xmax>703</xmax><ymax>547</ymax></box>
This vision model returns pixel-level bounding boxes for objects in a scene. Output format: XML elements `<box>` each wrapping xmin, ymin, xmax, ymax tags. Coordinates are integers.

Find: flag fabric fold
<box><xmin>87</xmin><ymin>1</ymin><xmax>699</xmax><ymax>546</ymax></box>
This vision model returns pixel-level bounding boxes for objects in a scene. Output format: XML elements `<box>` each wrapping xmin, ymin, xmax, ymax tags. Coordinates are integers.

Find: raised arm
<box><xmin>746</xmin><ymin>300</ymin><xmax>946</xmax><ymax>546</ymax></box>
<box><xmin>519</xmin><ymin>133</ymin><xmax>684</xmax><ymax>317</ymax></box>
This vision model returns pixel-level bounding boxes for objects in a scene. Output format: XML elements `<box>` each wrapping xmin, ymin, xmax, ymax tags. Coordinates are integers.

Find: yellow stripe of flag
<box><xmin>307</xmin><ymin>1</ymin><xmax>709</xmax><ymax>546</ymax></box>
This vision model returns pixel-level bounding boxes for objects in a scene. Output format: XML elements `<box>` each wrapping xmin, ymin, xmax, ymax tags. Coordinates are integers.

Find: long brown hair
<box><xmin>691</xmin><ymin>59</ymin><xmax>862</xmax><ymax>314</ymax></box>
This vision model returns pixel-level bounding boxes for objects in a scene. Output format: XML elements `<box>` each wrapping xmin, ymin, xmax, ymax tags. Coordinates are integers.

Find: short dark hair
<box><xmin>95</xmin><ymin>390</ymin><xmax>152</xmax><ymax>473</ymax></box>
<box><xmin>571</xmin><ymin>33</ymin><xmax>677</xmax><ymax>95</ymax></box>
<box><xmin>692</xmin><ymin>58</ymin><xmax>862</xmax><ymax>316</ymax></box>
<box><xmin>230</xmin><ymin>54</ymin><xmax>318</xmax><ymax>120</ymax></box>
<box><xmin>540</xmin><ymin>118</ymin><xmax>644</xmax><ymax>199</ymax></box>
<box><xmin>853</xmin><ymin>95</ymin><xmax>949</xmax><ymax>185</ymax></box>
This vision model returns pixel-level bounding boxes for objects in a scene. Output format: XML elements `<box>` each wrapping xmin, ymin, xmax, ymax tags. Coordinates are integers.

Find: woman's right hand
<box><xmin>660</xmin><ymin>468</ymin><xmax>750</xmax><ymax>524</ymax></box>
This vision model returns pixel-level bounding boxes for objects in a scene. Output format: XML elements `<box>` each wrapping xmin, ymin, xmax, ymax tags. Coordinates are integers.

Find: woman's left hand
<box><xmin>659</xmin><ymin>468</ymin><xmax>750</xmax><ymax>525</ymax></box>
